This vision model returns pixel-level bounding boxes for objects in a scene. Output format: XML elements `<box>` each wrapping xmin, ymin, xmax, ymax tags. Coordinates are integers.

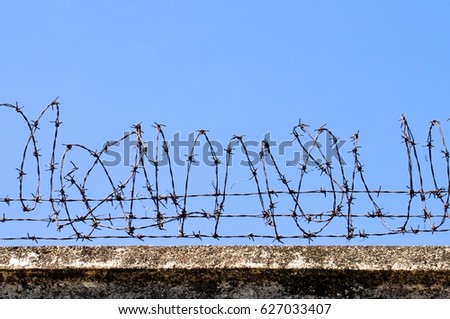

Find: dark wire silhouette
<box><xmin>0</xmin><ymin>99</ymin><xmax>449</xmax><ymax>242</ymax></box>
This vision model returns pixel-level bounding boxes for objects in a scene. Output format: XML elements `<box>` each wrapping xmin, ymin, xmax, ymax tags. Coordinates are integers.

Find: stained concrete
<box><xmin>0</xmin><ymin>246</ymin><xmax>449</xmax><ymax>298</ymax></box>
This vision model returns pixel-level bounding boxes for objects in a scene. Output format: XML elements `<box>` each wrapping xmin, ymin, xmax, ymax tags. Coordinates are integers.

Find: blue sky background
<box><xmin>1</xmin><ymin>1</ymin><xmax>450</xmax><ymax>245</ymax></box>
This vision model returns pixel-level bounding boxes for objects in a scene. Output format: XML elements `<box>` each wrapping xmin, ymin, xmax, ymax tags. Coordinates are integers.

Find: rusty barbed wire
<box><xmin>0</xmin><ymin>99</ymin><xmax>449</xmax><ymax>243</ymax></box>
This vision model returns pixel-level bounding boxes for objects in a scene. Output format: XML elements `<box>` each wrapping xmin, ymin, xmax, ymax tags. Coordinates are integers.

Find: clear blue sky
<box><xmin>1</xmin><ymin>1</ymin><xmax>450</xmax><ymax>245</ymax></box>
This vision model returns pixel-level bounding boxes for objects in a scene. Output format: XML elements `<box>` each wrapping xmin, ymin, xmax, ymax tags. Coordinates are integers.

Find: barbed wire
<box><xmin>0</xmin><ymin>99</ymin><xmax>449</xmax><ymax>243</ymax></box>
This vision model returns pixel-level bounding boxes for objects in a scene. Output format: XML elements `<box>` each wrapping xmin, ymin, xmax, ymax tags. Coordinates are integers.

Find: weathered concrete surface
<box><xmin>0</xmin><ymin>246</ymin><xmax>449</xmax><ymax>298</ymax></box>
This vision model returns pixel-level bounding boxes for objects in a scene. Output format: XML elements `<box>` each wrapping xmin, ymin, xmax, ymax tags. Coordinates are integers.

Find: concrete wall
<box><xmin>0</xmin><ymin>246</ymin><xmax>449</xmax><ymax>298</ymax></box>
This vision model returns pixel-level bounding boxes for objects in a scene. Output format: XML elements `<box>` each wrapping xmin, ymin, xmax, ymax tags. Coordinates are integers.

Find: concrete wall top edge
<box><xmin>0</xmin><ymin>246</ymin><xmax>449</xmax><ymax>271</ymax></box>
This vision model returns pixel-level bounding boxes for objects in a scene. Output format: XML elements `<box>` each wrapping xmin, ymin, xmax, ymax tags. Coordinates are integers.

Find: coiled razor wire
<box><xmin>0</xmin><ymin>99</ymin><xmax>449</xmax><ymax>243</ymax></box>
